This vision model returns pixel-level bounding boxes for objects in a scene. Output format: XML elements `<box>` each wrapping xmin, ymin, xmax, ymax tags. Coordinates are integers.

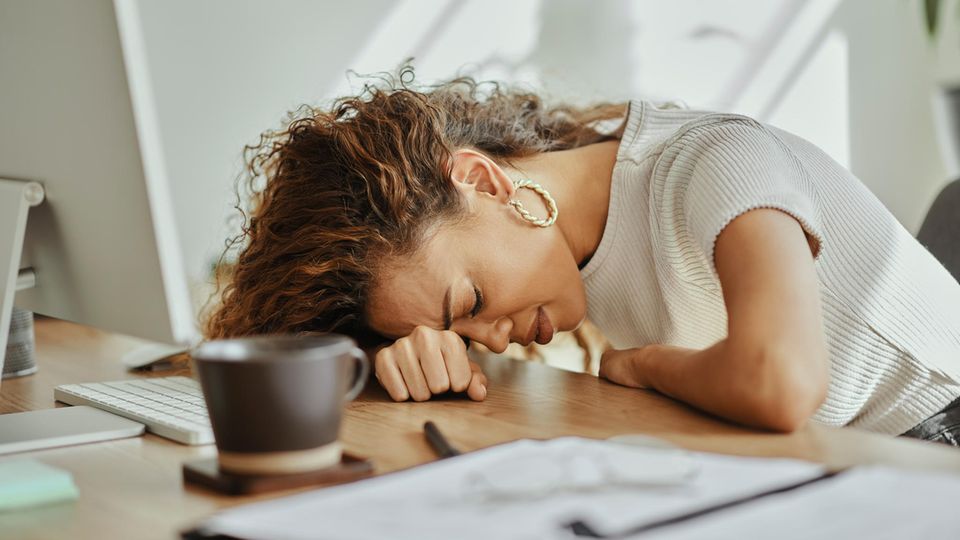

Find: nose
<box><xmin>461</xmin><ymin>317</ymin><xmax>512</xmax><ymax>354</ymax></box>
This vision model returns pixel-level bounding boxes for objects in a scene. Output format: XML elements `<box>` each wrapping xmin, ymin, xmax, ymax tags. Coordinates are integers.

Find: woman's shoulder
<box><xmin>617</xmin><ymin>100</ymin><xmax>765</xmax><ymax>162</ymax></box>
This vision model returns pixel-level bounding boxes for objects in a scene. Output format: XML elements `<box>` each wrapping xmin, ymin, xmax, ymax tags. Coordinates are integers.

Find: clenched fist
<box><xmin>374</xmin><ymin>326</ymin><xmax>488</xmax><ymax>402</ymax></box>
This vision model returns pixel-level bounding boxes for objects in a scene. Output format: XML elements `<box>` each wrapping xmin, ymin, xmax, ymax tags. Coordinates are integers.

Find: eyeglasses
<box><xmin>460</xmin><ymin>435</ymin><xmax>700</xmax><ymax>502</ymax></box>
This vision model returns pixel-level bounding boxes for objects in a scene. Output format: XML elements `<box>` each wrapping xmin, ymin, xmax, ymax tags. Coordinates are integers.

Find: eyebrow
<box><xmin>442</xmin><ymin>286</ymin><xmax>452</xmax><ymax>330</ymax></box>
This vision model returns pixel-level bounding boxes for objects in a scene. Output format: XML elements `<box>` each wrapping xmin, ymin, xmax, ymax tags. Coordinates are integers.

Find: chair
<box><xmin>917</xmin><ymin>179</ymin><xmax>960</xmax><ymax>282</ymax></box>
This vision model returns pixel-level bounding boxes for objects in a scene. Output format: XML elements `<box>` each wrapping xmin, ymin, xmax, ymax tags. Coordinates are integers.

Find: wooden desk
<box><xmin>2</xmin><ymin>318</ymin><xmax>960</xmax><ymax>540</ymax></box>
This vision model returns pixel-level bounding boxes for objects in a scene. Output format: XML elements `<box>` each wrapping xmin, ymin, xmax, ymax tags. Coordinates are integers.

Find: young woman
<box><xmin>205</xmin><ymin>68</ymin><xmax>960</xmax><ymax>444</ymax></box>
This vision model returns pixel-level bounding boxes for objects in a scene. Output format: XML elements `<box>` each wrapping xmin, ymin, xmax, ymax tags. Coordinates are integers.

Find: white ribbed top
<box><xmin>581</xmin><ymin>100</ymin><xmax>960</xmax><ymax>435</ymax></box>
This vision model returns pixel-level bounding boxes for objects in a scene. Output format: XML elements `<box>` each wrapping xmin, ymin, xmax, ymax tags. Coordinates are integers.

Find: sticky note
<box><xmin>0</xmin><ymin>459</ymin><xmax>79</xmax><ymax>511</ymax></box>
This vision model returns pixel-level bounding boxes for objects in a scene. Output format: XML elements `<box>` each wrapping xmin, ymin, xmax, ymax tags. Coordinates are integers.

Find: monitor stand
<box><xmin>0</xmin><ymin>178</ymin><xmax>144</xmax><ymax>455</ymax></box>
<box><xmin>0</xmin><ymin>178</ymin><xmax>44</xmax><ymax>370</ymax></box>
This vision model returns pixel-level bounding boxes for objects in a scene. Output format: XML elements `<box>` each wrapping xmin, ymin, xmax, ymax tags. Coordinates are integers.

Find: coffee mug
<box><xmin>192</xmin><ymin>334</ymin><xmax>369</xmax><ymax>475</ymax></box>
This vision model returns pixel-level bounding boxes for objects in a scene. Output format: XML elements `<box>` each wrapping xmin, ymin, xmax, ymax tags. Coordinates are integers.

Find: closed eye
<box><xmin>470</xmin><ymin>285</ymin><xmax>484</xmax><ymax>318</ymax></box>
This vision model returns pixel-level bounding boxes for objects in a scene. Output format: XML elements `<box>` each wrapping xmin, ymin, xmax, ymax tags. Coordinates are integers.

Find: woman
<box><xmin>206</xmin><ymin>68</ymin><xmax>960</xmax><ymax>443</ymax></box>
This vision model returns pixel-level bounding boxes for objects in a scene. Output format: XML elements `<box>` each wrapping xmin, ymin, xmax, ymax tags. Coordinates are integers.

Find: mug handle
<box><xmin>344</xmin><ymin>347</ymin><xmax>370</xmax><ymax>402</ymax></box>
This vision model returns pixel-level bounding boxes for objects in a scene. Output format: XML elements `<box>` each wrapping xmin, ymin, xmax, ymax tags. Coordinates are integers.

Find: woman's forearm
<box><xmin>600</xmin><ymin>208</ymin><xmax>830</xmax><ymax>432</ymax></box>
<box><xmin>601</xmin><ymin>339</ymin><xmax>827</xmax><ymax>432</ymax></box>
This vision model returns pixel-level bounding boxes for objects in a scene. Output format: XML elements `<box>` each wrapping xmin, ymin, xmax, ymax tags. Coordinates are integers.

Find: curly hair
<box><xmin>203</xmin><ymin>66</ymin><xmax>626</xmax><ymax>347</ymax></box>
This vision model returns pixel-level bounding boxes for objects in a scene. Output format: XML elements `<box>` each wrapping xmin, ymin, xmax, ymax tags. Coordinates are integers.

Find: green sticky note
<box><xmin>0</xmin><ymin>460</ymin><xmax>79</xmax><ymax>511</ymax></box>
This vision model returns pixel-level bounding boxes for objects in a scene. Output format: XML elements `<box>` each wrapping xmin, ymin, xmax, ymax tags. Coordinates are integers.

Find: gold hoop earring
<box><xmin>508</xmin><ymin>179</ymin><xmax>558</xmax><ymax>228</ymax></box>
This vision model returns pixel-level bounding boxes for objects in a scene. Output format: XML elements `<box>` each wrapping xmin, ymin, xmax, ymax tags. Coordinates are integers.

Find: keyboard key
<box><xmin>53</xmin><ymin>377</ymin><xmax>214</xmax><ymax>445</ymax></box>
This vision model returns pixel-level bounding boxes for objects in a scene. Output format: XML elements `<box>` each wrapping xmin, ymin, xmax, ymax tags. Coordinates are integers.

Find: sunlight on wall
<box><xmin>766</xmin><ymin>30</ymin><xmax>850</xmax><ymax>168</ymax></box>
<box><xmin>326</xmin><ymin>0</ymin><xmax>544</xmax><ymax>97</ymax></box>
<box><xmin>626</xmin><ymin>0</ymin><xmax>787</xmax><ymax>107</ymax></box>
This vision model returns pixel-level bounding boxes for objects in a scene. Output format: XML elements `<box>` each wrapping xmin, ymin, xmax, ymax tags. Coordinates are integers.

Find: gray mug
<box><xmin>192</xmin><ymin>334</ymin><xmax>369</xmax><ymax>475</ymax></box>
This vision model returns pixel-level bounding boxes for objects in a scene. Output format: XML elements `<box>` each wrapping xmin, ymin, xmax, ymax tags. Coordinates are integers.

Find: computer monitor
<box><xmin>0</xmin><ymin>0</ymin><xmax>199</xmax><ymax>377</ymax></box>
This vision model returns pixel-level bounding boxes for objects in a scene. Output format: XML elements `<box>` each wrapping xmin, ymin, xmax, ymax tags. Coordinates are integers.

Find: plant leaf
<box><xmin>925</xmin><ymin>0</ymin><xmax>940</xmax><ymax>37</ymax></box>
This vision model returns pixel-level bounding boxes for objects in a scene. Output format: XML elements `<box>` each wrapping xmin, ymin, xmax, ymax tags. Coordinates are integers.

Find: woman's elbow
<box><xmin>755</xmin><ymin>388</ymin><xmax>825</xmax><ymax>433</ymax></box>
<box><xmin>748</xmin><ymin>349</ymin><xmax>829</xmax><ymax>433</ymax></box>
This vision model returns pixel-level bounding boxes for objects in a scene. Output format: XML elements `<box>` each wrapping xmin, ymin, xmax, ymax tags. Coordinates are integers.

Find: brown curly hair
<box><xmin>203</xmin><ymin>66</ymin><xmax>625</xmax><ymax>347</ymax></box>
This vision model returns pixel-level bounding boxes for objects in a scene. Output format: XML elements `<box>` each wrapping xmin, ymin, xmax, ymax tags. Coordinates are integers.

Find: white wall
<box><xmin>133</xmin><ymin>0</ymin><xmax>960</xmax><ymax>307</ymax></box>
<box><xmin>930</xmin><ymin>0</ymin><xmax>960</xmax><ymax>184</ymax></box>
<box><xmin>765</xmin><ymin>0</ymin><xmax>959</xmax><ymax>233</ymax></box>
<box><xmin>133</xmin><ymin>0</ymin><xmax>393</xmax><ymax>305</ymax></box>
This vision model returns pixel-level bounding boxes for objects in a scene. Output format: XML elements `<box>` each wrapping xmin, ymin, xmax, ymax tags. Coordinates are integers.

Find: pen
<box><xmin>423</xmin><ymin>421</ymin><xmax>461</xmax><ymax>459</ymax></box>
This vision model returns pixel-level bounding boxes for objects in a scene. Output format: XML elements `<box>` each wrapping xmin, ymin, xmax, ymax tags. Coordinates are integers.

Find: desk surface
<box><xmin>3</xmin><ymin>318</ymin><xmax>960</xmax><ymax>540</ymax></box>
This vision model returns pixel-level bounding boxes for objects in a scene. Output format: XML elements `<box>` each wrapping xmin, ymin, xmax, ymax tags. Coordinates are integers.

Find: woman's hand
<box><xmin>374</xmin><ymin>326</ymin><xmax>488</xmax><ymax>402</ymax></box>
<box><xmin>598</xmin><ymin>346</ymin><xmax>656</xmax><ymax>389</ymax></box>
<box><xmin>600</xmin><ymin>344</ymin><xmax>696</xmax><ymax>389</ymax></box>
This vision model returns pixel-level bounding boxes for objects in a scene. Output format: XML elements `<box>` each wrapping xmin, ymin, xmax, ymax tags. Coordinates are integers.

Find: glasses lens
<box><xmin>465</xmin><ymin>455</ymin><xmax>564</xmax><ymax>498</ymax></box>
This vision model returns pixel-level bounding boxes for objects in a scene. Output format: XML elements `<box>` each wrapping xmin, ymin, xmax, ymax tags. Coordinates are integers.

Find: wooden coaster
<box><xmin>183</xmin><ymin>452</ymin><xmax>374</xmax><ymax>495</ymax></box>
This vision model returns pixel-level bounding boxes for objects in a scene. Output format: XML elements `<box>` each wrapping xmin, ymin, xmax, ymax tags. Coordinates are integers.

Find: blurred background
<box><xmin>132</xmin><ymin>0</ymin><xmax>960</xmax><ymax>370</ymax></box>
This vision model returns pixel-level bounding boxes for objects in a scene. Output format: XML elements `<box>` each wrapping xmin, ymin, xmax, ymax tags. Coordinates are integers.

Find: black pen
<box><xmin>423</xmin><ymin>421</ymin><xmax>461</xmax><ymax>459</ymax></box>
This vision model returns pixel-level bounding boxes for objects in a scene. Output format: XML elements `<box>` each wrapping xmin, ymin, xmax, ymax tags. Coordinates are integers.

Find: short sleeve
<box><xmin>654</xmin><ymin>115</ymin><xmax>825</xmax><ymax>277</ymax></box>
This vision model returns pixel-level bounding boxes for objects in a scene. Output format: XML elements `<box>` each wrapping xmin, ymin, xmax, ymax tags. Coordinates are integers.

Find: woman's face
<box><xmin>365</xmin><ymin>156</ymin><xmax>587</xmax><ymax>352</ymax></box>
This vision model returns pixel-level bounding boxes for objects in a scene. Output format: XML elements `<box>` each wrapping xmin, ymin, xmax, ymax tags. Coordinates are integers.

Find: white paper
<box><xmin>193</xmin><ymin>437</ymin><xmax>960</xmax><ymax>540</ymax></box>
<box><xmin>645</xmin><ymin>467</ymin><xmax>960</xmax><ymax>540</ymax></box>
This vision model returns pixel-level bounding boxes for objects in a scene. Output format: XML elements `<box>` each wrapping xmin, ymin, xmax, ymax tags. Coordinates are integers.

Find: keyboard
<box><xmin>54</xmin><ymin>377</ymin><xmax>214</xmax><ymax>445</ymax></box>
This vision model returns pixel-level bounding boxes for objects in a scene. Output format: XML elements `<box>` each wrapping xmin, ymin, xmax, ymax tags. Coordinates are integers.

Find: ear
<box><xmin>448</xmin><ymin>149</ymin><xmax>516</xmax><ymax>203</ymax></box>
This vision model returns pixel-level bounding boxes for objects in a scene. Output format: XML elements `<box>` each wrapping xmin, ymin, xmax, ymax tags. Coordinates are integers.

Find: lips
<box><xmin>533</xmin><ymin>307</ymin><xmax>554</xmax><ymax>345</ymax></box>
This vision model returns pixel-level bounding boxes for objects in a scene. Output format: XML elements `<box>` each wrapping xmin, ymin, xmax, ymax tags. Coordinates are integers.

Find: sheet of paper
<box><xmin>194</xmin><ymin>437</ymin><xmax>843</xmax><ymax>540</ymax></box>
<box><xmin>192</xmin><ymin>437</ymin><xmax>960</xmax><ymax>539</ymax></box>
<box><xmin>644</xmin><ymin>466</ymin><xmax>960</xmax><ymax>540</ymax></box>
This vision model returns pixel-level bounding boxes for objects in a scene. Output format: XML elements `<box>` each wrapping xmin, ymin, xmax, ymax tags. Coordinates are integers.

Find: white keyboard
<box><xmin>54</xmin><ymin>377</ymin><xmax>214</xmax><ymax>445</ymax></box>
